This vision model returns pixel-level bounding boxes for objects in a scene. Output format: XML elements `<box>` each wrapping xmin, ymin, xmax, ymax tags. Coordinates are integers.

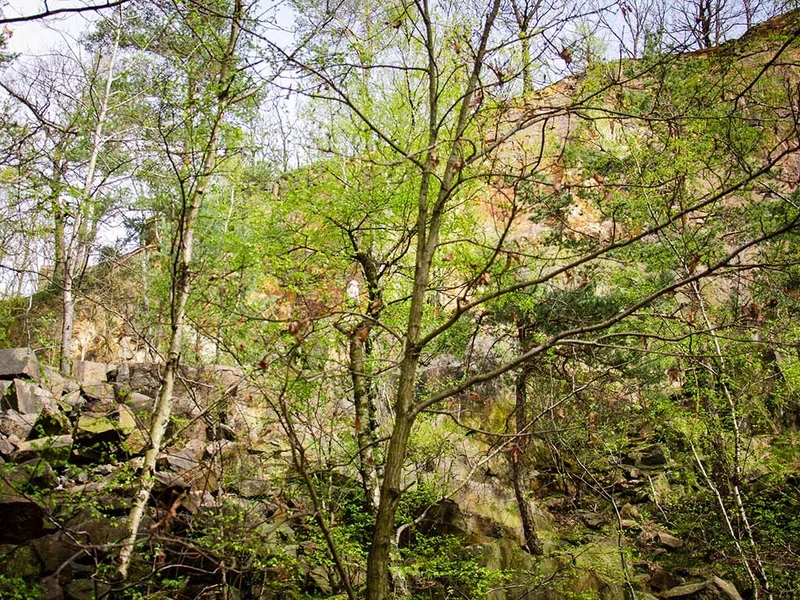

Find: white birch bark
<box><xmin>116</xmin><ymin>0</ymin><xmax>243</xmax><ymax>580</ymax></box>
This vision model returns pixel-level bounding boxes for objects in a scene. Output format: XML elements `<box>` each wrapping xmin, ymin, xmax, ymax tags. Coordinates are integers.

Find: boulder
<box><xmin>65</xmin><ymin>578</ymin><xmax>110</xmax><ymax>600</ymax></box>
<box><xmin>72</xmin><ymin>361</ymin><xmax>109</xmax><ymax>386</ymax></box>
<box><xmin>662</xmin><ymin>577</ymin><xmax>743</xmax><ymax>600</ymax></box>
<box><xmin>32</xmin><ymin>404</ymin><xmax>72</xmax><ymax>437</ymax></box>
<box><xmin>208</xmin><ymin>364</ymin><xmax>244</xmax><ymax>393</ymax></box>
<box><xmin>75</xmin><ymin>414</ymin><xmax>116</xmax><ymax>439</ymax></box>
<box><xmin>0</xmin><ymin>544</ymin><xmax>44</xmax><ymax>579</ymax></box>
<box><xmin>235</xmin><ymin>477</ymin><xmax>272</xmax><ymax>498</ymax></box>
<box><xmin>0</xmin><ymin>480</ymin><xmax>46</xmax><ymax>543</ymax></box>
<box><xmin>41</xmin><ymin>575</ymin><xmax>64</xmax><ymax>600</ymax></box>
<box><xmin>657</xmin><ymin>531</ymin><xmax>684</xmax><ymax>550</ymax></box>
<box><xmin>624</xmin><ymin>444</ymin><xmax>669</xmax><ymax>468</ymax></box>
<box><xmin>206</xmin><ymin>439</ymin><xmax>239</xmax><ymax>461</ymax></box>
<box><xmin>620</xmin><ymin>503</ymin><xmax>640</xmax><ymax>520</ymax></box>
<box><xmin>0</xmin><ymin>410</ymin><xmax>38</xmax><ymax>440</ymax></box>
<box><xmin>15</xmin><ymin>435</ymin><xmax>74</xmax><ymax>464</ymax></box>
<box><xmin>30</xmin><ymin>532</ymin><xmax>82</xmax><ymax>574</ymax></box>
<box><xmin>80</xmin><ymin>383</ymin><xmax>115</xmax><ymax>405</ymax></box>
<box><xmin>75</xmin><ymin>405</ymin><xmax>137</xmax><ymax>442</ymax></box>
<box><xmin>153</xmin><ymin>463</ymin><xmax>219</xmax><ymax>493</ymax></box>
<box><xmin>0</xmin><ymin>348</ymin><xmax>40</xmax><ymax>381</ymax></box>
<box><xmin>0</xmin><ymin>435</ymin><xmax>14</xmax><ymax>455</ymax></box>
<box><xmin>116</xmin><ymin>404</ymin><xmax>137</xmax><ymax>435</ymax></box>
<box><xmin>9</xmin><ymin>458</ymin><xmax>58</xmax><ymax>488</ymax></box>
<box><xmin>66</xmin><ymin>512</ymin><xmax>127</xmax><ymax>547</ymax></box>
<box><xmin>182</xmin><ymin>489</ymin><xmax>217</xmax><ymax>513</ymax></box>
<box><xmin>40</xmin><ymin>365</ymin><xmax>66</xmax><ymax>399</ymax></box>
<box><xmin>60</xmin><ymin>390</ymin><xmax>86</xmax><ymax>411</ymax></box>
<box><xmin>121</xmin><ymin>391</ymin><xmax>154</xmax><ymax>416</ymax></box>
<box><xmin>649</xmin><ymin>566</ymin><xmax>680</xmax><ymax>591</ymax></box>
<box><xmin>579</xmin><ymin>510</ymin><xmax>606</xmax><ymax>530</ymax></box>
<box><xmin>122</xmin><ymin>429</ymin><xmax>149</xmax><ymax>455</ymax></box>
<box><xmin>109</xmin><ymin>363</ymin><xmax>162</xmax><ymax>398</ymax></box>
<box><xmin>4</xmin><ymin>379</ymin><xmax>56</xmax><ymax>415</ymax></box>
<box><xmin>416</xmin><ymin>498</ymin><xmax>469</xmax><ymax>538</ymax></box>
<box><xmin>161</xmin><ymin>439</ymin><xmax>205</xmax><ymax>474</ymax></box>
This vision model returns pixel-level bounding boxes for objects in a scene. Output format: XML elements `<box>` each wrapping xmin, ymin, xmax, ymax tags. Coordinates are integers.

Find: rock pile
<box><xmin>0</xmin><ymin>348</ymin><xmax>284</xmax><ymax>599</ymax></box>
<box><xmin>0</xmin><ymin>348</ymin><xmax>749</xmax><ymax>600</ymax></box>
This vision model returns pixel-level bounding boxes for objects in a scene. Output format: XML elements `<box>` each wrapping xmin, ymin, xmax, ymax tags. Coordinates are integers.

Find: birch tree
<box><xmin>0</xmin><ymin>10</ymin><xmax>126</xmax><ymax>372</ymax></box>
<box><xmin>116</xmin><ymin>0</ymin><xmax>252</xmax><ymax>581</ymax></box>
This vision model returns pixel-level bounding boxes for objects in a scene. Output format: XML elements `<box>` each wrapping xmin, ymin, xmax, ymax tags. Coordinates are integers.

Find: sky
<box><xmin>3</xmin><ymin>1</ymin><xmax>101</xmax><ymax>56</ymax></box>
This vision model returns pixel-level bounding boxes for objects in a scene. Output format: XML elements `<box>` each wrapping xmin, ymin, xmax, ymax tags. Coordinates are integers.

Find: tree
<box><xmin>269</xmin><ymin>2</ymin><xmax>800</xmax><ymax>597</ymax></box>
<box><xmin>115</xmin><ymin>0</ymin><xmax>254</xmax><ymax>580</ymax></box>
<box><xmin>0</xmin><ymin>10</ymin><xmax>126</xmax><ymax>373</ymax></box>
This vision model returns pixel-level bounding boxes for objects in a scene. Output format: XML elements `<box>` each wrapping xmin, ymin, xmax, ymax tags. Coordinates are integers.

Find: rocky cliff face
<box><xmin>0</xmin><ymin>346</ymin><xmax>755</xmax><ymax>600</ymax></box>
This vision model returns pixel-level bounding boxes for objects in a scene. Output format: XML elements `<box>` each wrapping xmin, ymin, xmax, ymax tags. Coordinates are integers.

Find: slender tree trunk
<box><xmin>58</xmin><ymin>15</ymin><xmax>121</xmax><ymax>376</ymax></box>
<box><xmin>520</xmin><ymin>29</ymin><xmax>532</xmax><ymax>95</ymax></box>
<box><xmin>349</xmin><ymin>249</ymin><xmax>381</xmax><ymax>512</ymax></box>
<box><xmin>59</xmin><ymin>272</ymin><xmax>74</xmax><ymax>375</ymax></box>
<box><xmin>116</xmin><ymin>0</ymin><xmax>243</xmax><ymax>580</ymax></box>
<box><xmin>52</xmin><ymin>183</ymin><xmax>66</xmax><ymax>289</ymax></box>
<box><xmin>350</xmin><ymin>330</ymin><xmax>381</xmax><ymax>511</ymax></box>
<box><xmin>365</xmin><ymin>2</ymin><xmax>501</xmax><ymax>597</ymax></box>
<box><xmin>366</xmin><ymin>378</ymin><xmax>415</xmax><ymax>600</ymax></box>
<box><xmin>511</xmin><ymin>364</ymin><xmax>542</xmax><ymax>555</ymax></box>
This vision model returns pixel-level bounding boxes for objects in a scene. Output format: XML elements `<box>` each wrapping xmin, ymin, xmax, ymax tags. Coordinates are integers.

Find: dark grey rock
<box><xmin>0</xmin><ymin>480</ymin><xmax>46</xmax><ymax>543</ymax></box>
<box><xmin>0</xmin><ymin>544</ymin><xmax>44</xmax><ymax>579</ymax></box>
<box><xmin>60</xmin><ymin>390</ymin><xmax>86</xmax><ymax>411</ymax></box>
<box><xmin>657</xmin><ymin>531</ymin><xmax>684</xmax><ymax>550</ymax></box>
<box><xmin>662</xmin><ymin>578</ymin><xmax>742</xmax><ymax>600</ymax></box>
<box><xmin>65</xmin><ymin>578</ymin><xmax>110</xmax><ymax>600</ymax></box>
<box><xmin>0</xmin><ymin>410</ymin><xmax>38</xmax><ymax>440</ymax></box>
<box><xmin>10</xmin><ymin>458</ymin><xmax>58</xmax><ymax>488</ymax></box>
<box><xmin>0</xmin><ymin>348</ymin><xmax>40</xmax><ymax>381</ymax></box>
<box><xmin>40</xmin><ymin>365</ymin><xmax>66</xmax><ymax>399</ymax></box>
<box><xmin>32</xmin><ymin>404</ymin><xmax>72</xmax><ymax>437</ymax></box>
<box><xmin>41</xmin><ymin>574</ymin><xmax>64</xmax><ymax>600</ymax></box>
<box><xmin>416</xmin><ymin>498</ymin><xmax>469</xmax><ymax>537</ymax></box>
<box><xmin>161</xmin><ymin>439</ymin><xmax>205</xmax><ymax>473</ymax></box>
<box><xmin>4</xmin><ymin>379</ymin><xmax>55</xmax><ymax>415</ymax></box>
<box><xmin>624</xmin><ymin>444</ymin><xmax>669</xmax><ymax>468</ymax></box>
<box><xmin>109</xmin><ymin>363</ymin><xmax>162</xmax><ymax>398</ymax></box>
<box><xmin>0</xmin><ymin>434</ymin><xmax>14</xmax><ymax>455</ymax></box>
<box><xmin>649</xmin><ymin>566</ymin><xmax>679</xmax><ymax>591</ymax></box>
<box><xmin>66</xmin><ymin>513</ymin><xmax>127</xmax><ymax>547</ymax></box>
<box><xmin>30</xmin><ymin>533</ymin><xmax>81</xmax><ymax>574</ymax></box>
<box><xmin>80</xmin><ymin>383</ymin><xmax>115</xmax><ymax>404</ymax></box>
<box><xmin>579</xmin><ymin>510</ymin><xmax>606</xmax><ymax>530</ymax></box>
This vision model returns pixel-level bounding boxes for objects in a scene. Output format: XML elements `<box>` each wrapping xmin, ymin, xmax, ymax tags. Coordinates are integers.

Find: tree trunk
<box><xmin>350</xmin><ymin>248</ymin><xmax>382</xmax><ymax>512</ymax></box>
<box><xmin>350</xmin><ymin>330</ymin><xmax>381</xmax><ymax>511</ymax></box>
<box><xmin>511</xmin><ymin>365</ymin><xmax>542</xmax><ymax>555</ymax></box>
<box><xmin>366</xmin><ymin>377</ymin><xmax>415</xmax><ymax>600</ymax></box>
<box><xmin>365</xmin><ymin>2</ymin><xmax>501</xmax><ymax>597</ymax></box>
<box><xmin>116</xmin><ymin>0</ymin><xmax>243</xmax><ymax>581</ymax></box>
<box><xmin>520</xmin><ymin>28</ymin><xmax>532</xmax><ymax>94</ymax></box>
<box><xmin>58</xmin><ymin>15</ymin><xmax>121</xmax><ymax>376</ymax></box>
<box><xmin>52</xmin><ymin>189</ymin><xmax>66</xmax><ymax>290</ymax></box>
<box><xmin>58</xmin><ymin>270</ymin><xmax>74</xmax><ymax>375</ymax></box>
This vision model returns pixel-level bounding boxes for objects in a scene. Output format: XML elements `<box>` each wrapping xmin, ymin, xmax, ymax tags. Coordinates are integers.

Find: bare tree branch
<box><xmin>0</xmin><ymin>0</ymin><xmax>128</xmax><ymax>25</ymax></box>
